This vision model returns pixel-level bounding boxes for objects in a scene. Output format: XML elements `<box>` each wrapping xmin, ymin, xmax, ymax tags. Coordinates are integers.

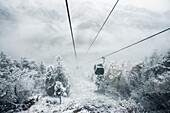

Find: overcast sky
<box><xmin>0</xmin><ymin>0</ymin><xmax>170</xmax><ymax>68</ymax></box>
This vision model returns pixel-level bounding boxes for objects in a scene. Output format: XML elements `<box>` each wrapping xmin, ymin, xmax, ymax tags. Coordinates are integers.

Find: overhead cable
<box><xmin>65</xmin><ymin>0</ymin><xmax>78</xmax><ymax>63</ymax></box>
<box><xmin>85</xmin><ymin>0</ymin><xmax>120</xmax><ymax>55</ymax></box>
<box><xmin>86</xmin><ymin>27</ymin><xmax>170</xmax><ymax>63</ymax></box>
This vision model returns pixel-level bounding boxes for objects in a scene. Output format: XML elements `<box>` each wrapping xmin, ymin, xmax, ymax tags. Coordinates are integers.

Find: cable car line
<box><xmin>86</xmin><ymin>27</ymin><xmax>170</xmax><ymax>64</ymax></box>
<box><xmin>65</xmin><ymin>0</ymin><xmax>78</xmax><ymax>63</ymax></box>
<box><xmin>85</xmin><ymin>0</ymin><xmax>120</xmax><ymax>56</ymax></box>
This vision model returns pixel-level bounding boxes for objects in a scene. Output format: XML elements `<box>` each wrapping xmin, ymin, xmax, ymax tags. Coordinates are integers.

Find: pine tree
<box><xmin>160</xmin><ymin>51</ymin><xmax>170</xmax><ymax>71</ymax></box>
<box><xmin>39</xmin><ymin>61</ymin><xmax>46</xmax><ymax>74</ymax></box>
<box><xmin>54</xmin><ymin>81</ymin><xmax>66</xmax><ymax>104</ymax></box>
<box><xmin>0</xmin><ymin>52</ymin><xmax>47</xmax><ymax>112</ymax></box>
<box><xmin>45</xmin><ymin>66</ymin><xmax>55</xmax><ymax>96</ymax></box>
<box><xmin>149</xmin><ymin>50</ymin><xmax>160</xmax><ymax>67</ymax></box>
<box><xmin>54</xmin><ymin>56</ymin><xmax>69</xmax><ymax>96</ymax></box>
<box><xmin>45</xmin><ymin>56</ymin><xmax>70</xmax><ymax>99</ymax></box>
<box><xmin>0</xmin><ymin>52</ymin><xmax>18</xmax><ymax>112</ymax></box>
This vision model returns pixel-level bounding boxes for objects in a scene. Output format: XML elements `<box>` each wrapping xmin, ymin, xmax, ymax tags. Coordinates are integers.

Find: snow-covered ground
<box><xmin>22</xmin><ymin>68</ymin><xmax>122</xmax><ymax>113</ymax></box>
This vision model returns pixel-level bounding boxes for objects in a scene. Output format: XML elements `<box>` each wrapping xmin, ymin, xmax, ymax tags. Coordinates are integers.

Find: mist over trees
<box><xmin>0</xmin><ymin>50</ymin><xmax>170</xmax><ymax>112</ymax></box>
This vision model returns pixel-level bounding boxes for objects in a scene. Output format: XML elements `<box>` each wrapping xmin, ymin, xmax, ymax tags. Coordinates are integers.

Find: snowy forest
<box><xmin>0</xmin><ymin>50</ymin><xmax>170</xmax><ymax>112</ymax></box>
<box><xmin>0</xmin><ymin>0</ymin><xmax>170</xmax><ymax>113</ymax></box>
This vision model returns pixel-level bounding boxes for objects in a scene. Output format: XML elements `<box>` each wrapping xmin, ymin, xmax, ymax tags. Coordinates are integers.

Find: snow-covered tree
<box><xmin>0</xmin><ymin>52</ymin><xmax>18</xmax><ymax>112</ymax></box>
<box><xmin>39</xmin><ymin>61</ymin><xmax>46</xmax><ymax>74</ymax></box>
<box><xmin>95</xmin><ymin>50</ymin><xmax>170</xmax><ymax>112</ymax></box>
<box><xmin>54</xmin><ymin>56</ymin><xmax>69</xmax><ymax>93</ymax></box>
<box><xmin>54</xmin><ymin>81</ymin><xmax>66</xmax><ymax>104</ymax></box>
<box><xmin>20</xmin><ymin>57</ymin><xmax>38</xmax><ymax>71</ymax></box>
<box><xmin>95</xmin><ymin>74</ymin><xmax>104</xmax><ymax>90</ymax></box>
<box><xmin>0</xmin><ymin>52</ymin><xmax>46</xmax><ymax>112</ymax></box>
<box><xmin>45</xmin><ymin>56</ymin><xmax>70</xmax><ymax>99</ymax></box>
<box><xmin>128</xmin><ymin>62</ymin><xmax>146</xmax><ymax>91</ymax></box>
<box><xmin>129</xmin><ymin>51</ymin><xmax>170</xmax><ymax>112</ymax></box>
<box><xmin>118</xmin><ymin>98</ymin><xmax>144</xmax><ymax>112</ymax></box>
<box><xmin>98</xmin><ymin>62</ymin><xmax>130</xmax><ymax>97</ymax></box>
<box><xmin>148</xmin><ymin>50</ymin><xmax>161</xmax><ymax>67</ymax></box>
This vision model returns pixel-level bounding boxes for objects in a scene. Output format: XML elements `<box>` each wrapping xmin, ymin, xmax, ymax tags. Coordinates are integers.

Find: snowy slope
<box><xmin>23</xmin><ymin>69</ymin><xmax>121</xmax><ymax>113</ymax></box>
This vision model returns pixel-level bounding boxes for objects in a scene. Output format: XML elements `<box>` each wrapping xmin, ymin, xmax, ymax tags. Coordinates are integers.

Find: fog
<box><xmin>0</xmin><ymin>0</ymin><xmax>170</xmax><ymax>68</ymax></box>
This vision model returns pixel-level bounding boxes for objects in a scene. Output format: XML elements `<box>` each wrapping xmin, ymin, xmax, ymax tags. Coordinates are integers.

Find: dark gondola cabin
<box><xmin>94</xmin><ymin>64</ymin><xmax>104</xmax><ymax>75</ymax></box>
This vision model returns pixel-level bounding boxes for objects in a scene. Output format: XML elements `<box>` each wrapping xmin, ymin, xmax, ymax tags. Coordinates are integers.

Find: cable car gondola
<box><xmin>94</xmin><ymin>57</ymin><xmax>105</xmax><ymax>75</ymax></box>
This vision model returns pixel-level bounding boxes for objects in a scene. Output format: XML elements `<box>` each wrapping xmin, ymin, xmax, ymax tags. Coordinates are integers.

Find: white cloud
<box><xmin>0</xmin><ymin>0</ymin><xmax>169</xmax><ymax>67</ymax></box>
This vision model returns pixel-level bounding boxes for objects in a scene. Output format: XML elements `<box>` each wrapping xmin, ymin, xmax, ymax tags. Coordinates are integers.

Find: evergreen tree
<box><xmin>0</xmin><ymin>52</ymin><xmax>18</xmax><ymax>112</ymax></box>
<box><xmin>39</xmin><ymin>61</ymin><xmax>46</xmax><ymax>74</ymax></box>
<box><xmin>45</xmin><ymin>56</ymin><xmax>70</xmax><ymax>98</ymax></box>
<box><xmin>0</xmin><ymin>52</ymin><xmax>47</xmax><ymax>112</ymax></box>
<box><xmin>149</xmin><ymin>50</ymin><xmax>160</xmax><ymax>67</ymax></box>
